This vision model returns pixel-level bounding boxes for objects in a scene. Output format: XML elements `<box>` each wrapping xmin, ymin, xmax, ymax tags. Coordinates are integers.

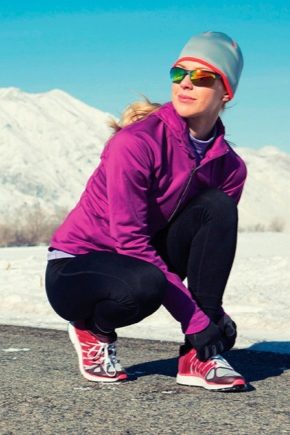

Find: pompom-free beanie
<box><xmin>174</xmin><ymin>31</ymin><xmax>244</xmax><ymax>99</ymax></box>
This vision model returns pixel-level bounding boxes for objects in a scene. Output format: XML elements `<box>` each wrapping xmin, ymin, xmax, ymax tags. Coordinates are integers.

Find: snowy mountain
<box><xmin>0</xmin><ymin>87</ymin><xmax>289</xmax><ymax>232</ymax></box>
<box><xmin>237</xmin><ymin>146</ymin><xmax>290</xmax><ymax>232</ymax></box>
<box><xmin>0</xmin><ymin>87</ymin><xmax>112</xmax><ymax>217</ymax></box>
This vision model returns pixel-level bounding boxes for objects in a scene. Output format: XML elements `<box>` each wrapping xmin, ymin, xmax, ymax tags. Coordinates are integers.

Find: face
<box><xmin>171</xmin><ymin>60</ymin><xmax>230</xmax><ymax>121</ymax></box>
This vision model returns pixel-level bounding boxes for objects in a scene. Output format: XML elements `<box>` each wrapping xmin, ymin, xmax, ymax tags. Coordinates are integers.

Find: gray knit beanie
<box><xmin>174</xmin><ymin>31</ymin><xmax>244</xmax><ymax>99</ymax></box>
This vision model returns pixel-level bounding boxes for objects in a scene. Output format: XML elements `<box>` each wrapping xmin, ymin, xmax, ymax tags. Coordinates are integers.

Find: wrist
<box><xmin>186</xmin><ymin>321</ymin><xmax>220</xmax><ymax>347</ymax></box>
<box><xmin>200</xmin><ymin>306</ymin><xmax>225</xmax><ymax>323</ymax></box>
<box><xmin>183</xmin><ymin>311</ymin><xmax>210</xmax><ymax>335</ymax></box>
<box><xmin>191</xmin><ymin>294</ymin><xmax>225</xmax><ymax>323</ymax></box>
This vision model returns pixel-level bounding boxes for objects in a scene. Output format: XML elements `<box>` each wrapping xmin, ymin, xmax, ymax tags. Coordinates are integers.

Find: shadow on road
<box><xmin>127</xmin><ymin>356</ymin><xmax>177</xmax><ymax>378</ymax></box>
<box><xmin>127</xmin><ymin>348</ymin><xmax>290</xmax><ymax>386</ymax></box>
<box><xmin>248</xmin><ymin>340</ymin><xmax>290</xmax><ymax>354</ymax></box>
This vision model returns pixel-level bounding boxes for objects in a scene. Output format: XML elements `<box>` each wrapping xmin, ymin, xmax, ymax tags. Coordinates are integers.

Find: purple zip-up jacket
<box><xmin>50</xmin><ymin>102</ymin><xmax>247</xmax><ymax>334</ymax></box>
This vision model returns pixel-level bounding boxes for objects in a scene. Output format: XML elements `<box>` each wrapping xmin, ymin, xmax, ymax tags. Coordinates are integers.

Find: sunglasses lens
<box><xmin>189</xmin><ymin>69</ymin><xmax>217</xmax><ymax>87</ymax></box>
<box><xmin>192</xmin><ymin>76</ymin><xmax>216</xmax><ymax>87</ymax></box>
<box><xmin>170</xmin><ymin>67</ymin><xmax>186</xmax><ymax>83</ymax></box>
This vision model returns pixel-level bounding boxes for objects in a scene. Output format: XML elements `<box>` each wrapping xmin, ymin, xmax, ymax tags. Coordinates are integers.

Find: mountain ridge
<box><xmin>1</xmin><ymin>87</ymin><xmax>289</xmax><ymax>232</ymax></box>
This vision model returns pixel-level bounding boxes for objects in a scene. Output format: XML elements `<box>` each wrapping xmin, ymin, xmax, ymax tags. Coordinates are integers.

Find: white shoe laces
<box><xmin>85</xmin><ymin>341</ymin><xmax>121</xmax><ymax>377</ymax></box>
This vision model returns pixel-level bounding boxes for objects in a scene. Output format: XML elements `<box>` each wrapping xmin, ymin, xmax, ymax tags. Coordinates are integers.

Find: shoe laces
<box><xmin>85</xmin><ymin>341</ymin><xmax>121</xmax><ymax>377</ymax></box>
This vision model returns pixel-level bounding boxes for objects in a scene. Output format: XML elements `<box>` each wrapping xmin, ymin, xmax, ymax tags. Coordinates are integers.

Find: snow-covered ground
<box><xmin>0</xmin><ymin>232</ymin><xmax>289</xmax><ymax>354</ymax></box>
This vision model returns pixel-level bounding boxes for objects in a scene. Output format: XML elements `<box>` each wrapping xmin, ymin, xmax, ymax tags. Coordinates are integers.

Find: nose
<box><xmin>179</xmin><ymin>73</ymin><xmax>193</xmax><ymax>89</ymax></box>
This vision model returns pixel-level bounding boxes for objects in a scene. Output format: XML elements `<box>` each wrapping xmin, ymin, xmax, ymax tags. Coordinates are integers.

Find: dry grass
<box><xmin>0</xmin><ymin>208</ymin><xmax>286</xmax><ymax>247</ymax></box>
<box><xmin>239</xmin><ymin>217</ymin><xmax>286</xmax><ymax>233</ymax></box>
<box><xmin>0</xmin><ymin>206</ymin><xmax>68</xmax><ymax>247</ymax></box>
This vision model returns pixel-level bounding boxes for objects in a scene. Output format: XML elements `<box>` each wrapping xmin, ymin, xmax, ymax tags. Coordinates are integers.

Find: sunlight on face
<box><xmin>171</xmin><ymin>60</ymin><xmax>229</xmax><ymax>120</ymax></box>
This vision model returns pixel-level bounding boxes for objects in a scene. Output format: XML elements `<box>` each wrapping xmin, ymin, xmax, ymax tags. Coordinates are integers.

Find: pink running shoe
<box><xmin>68</xmin><ymin>321</ymin><xmax>128</xmax><ymax>382</ymax></box>
<box><xmin>176</xmin><ymin>346</ymin><xmax>246</xmax><ymax>391</ymax></box>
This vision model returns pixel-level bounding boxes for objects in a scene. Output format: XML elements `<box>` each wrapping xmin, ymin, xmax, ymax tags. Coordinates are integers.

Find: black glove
<box><xmin>186</xmin><ymin>321</ymin><xmax>226</xmax><ymax>361</ymax></box>
<box><xmin>217</xmin><ymin>314</ymin><xmax>237</xmax><ymax>351</ymax></box>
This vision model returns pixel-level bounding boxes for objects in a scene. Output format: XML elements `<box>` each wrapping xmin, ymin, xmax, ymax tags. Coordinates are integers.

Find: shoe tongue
<box><xmin>91</xmin><ymin>330</ymin><xmax>115</xmax><ymax>344</ymax></box>
<box><xmin>85</xmin><ymin>319</ymin><xmax>117</xmax><ymax>343</ymax></box>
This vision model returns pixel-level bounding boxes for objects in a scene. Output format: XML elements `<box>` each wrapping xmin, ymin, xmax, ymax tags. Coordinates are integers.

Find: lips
<box><xmin>178</xmin><ymin>94</ymin><xmax>196</xmax><ymax>103</ymax></box>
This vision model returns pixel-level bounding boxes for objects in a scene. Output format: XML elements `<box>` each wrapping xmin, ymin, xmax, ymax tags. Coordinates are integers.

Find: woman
<box><xmin>45</xmin><ymin>31</ymin><xmax>247</xmax><ymax>391</ymax></box>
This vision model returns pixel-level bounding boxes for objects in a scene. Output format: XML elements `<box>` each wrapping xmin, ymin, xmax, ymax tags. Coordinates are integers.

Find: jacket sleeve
<box><xmin>104</xmin><ymin>131</ymin><xmax>209</xmax><ymax>334</ymax></box>
<box><xmin>218</xmin><ymin>152</ymin><xmax>247</xmax><ymax>204</ymax></box>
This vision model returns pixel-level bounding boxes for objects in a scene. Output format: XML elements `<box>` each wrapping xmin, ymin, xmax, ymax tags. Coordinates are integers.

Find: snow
<box><xmin>237</xmin><ymin>146</ymin><xmax>290</xmax><ymax>232</ymax></box>
<box><xmin>0</xmin><ymin>87</ymin><xmax>114</xmax><ymax>216</ymax></box>
<box><xmin>0</xmin><ymin>87</ymin><xmax>290</xmax><ymax>231</ymax></box>
<box><xmin>0</xmin><ymin>232</ymin><xmax>289</xmax><ymax>354</ymax></box>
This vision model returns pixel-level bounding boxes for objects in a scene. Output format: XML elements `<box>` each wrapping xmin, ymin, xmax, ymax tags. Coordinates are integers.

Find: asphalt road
<box><xmin>1</xmin><ymin>325</ymin><xmax>289</xmax><ymax>435</ymax></box>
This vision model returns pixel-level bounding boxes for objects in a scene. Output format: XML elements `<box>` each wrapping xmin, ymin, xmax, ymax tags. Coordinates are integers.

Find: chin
<box><xmin>173</xmin><ymin>102</ymin><xmax>199</xmax><ymax>118</ymax></box>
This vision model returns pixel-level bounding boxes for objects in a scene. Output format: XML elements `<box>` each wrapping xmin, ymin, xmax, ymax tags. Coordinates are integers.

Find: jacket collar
<box><xmin>153</xmin><ymin>102</ymin><xmax>229</xmax><ymax>160</ymax></box>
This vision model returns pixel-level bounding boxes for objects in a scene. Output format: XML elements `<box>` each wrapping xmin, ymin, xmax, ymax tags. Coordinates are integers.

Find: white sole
<box><xmin>176</xmin><ymin>374</ymin><xmax>246</xmax><ymax>391</ymax></box>
<box><xmin>68</xmin><ymin>323</ymin><xmax>126</xmax><ymax>383</ymax></box>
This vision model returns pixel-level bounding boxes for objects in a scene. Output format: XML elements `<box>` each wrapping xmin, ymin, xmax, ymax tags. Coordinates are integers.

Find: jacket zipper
<box><xmin>167</xmin><ymin>149</ymin><xmax>229</xmax><ymax>223</ymax></box>
<box><xmin>167</xmin><ymin>166</ymin><xmax>200</xmax><ymax>222</ymax></box>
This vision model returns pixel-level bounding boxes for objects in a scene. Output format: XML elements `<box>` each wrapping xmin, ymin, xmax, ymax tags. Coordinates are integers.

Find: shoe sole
<box><xmin>68</xmin><ymin>324</ymin><xmax>128</xmax><ymax>383</ymax></box>
<box><xmin>176</xmin><ymin>374</ymin><xmax>247</xmax><ymax>391</ymax></box>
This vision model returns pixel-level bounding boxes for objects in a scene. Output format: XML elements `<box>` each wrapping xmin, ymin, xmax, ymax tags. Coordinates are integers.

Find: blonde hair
<box><xmin>109</xmin><ymin>97</ymin><xmax>162</xmax><ymax>133</ymax></box>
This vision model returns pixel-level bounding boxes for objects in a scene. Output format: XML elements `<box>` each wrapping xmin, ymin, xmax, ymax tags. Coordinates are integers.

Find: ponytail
<box><xmin>108</xmin><ymin>97</ymin><xmax>161</xmax><ymax>133</ymax></box>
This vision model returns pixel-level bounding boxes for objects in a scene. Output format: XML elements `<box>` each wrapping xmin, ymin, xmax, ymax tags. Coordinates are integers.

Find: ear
<box><xmin>222</xmin><ymin>93</ymin><xmax>231</xmax><ymax>102</ymax></box>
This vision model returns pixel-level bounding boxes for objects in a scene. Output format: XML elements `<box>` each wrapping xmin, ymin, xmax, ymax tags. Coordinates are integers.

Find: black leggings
<box><xmin>45</xmin><ymin>188</ymin><xmax>238</xmax><ymax>331</ymax></box>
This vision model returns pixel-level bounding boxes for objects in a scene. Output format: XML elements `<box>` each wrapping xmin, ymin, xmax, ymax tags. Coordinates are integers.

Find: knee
<box><xmin>94</xmin><ymin>265</ymin><xmax>167</xmax><ymax>329</ymax></box>
<box><xmin>126</xmin><ymin>262</ymin><xmax>167</xmax><ymax>321</ymax></box>
<box><xmin>137</xmin><ymin>262</ymin><xmax>167</xmax><ymax>307</ymax></box>
<box><xmin>107</xmin><ymin>259</ymin><xmax>167</xmax><ymax>311</ymax></box>
<box><xmin>196</xmin><ymin>188</ymin><xmax>238</xmax><ymax>228</ymax></box>
<box><xmin>108</xmin><ymin>262</ymin><xmax>167</xmax><ymax>325</ymax></box>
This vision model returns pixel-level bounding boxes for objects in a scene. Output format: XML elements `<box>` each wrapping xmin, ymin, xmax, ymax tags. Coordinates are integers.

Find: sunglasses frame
<box><xmin>170</xmin><ymin>66</ymin><xmax>221</xmax><ymax>86</ymax></box>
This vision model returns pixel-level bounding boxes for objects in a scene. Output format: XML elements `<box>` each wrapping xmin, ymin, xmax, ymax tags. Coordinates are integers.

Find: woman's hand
<box><xmin>217</xmin><ymin>314</ymin><xmax>237</xmax><ymax>351</ymax></box>
<box><xmin>186</xmin><ymin>321</ymin><xmax>226</xmax><ymax>361</ymax></box>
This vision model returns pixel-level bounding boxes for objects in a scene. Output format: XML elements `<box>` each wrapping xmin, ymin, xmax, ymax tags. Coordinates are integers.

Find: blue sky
<box><xmin>0</xmin><ymin>1</ymin><xmax>289</xmax><ymax>153</ymax></box>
